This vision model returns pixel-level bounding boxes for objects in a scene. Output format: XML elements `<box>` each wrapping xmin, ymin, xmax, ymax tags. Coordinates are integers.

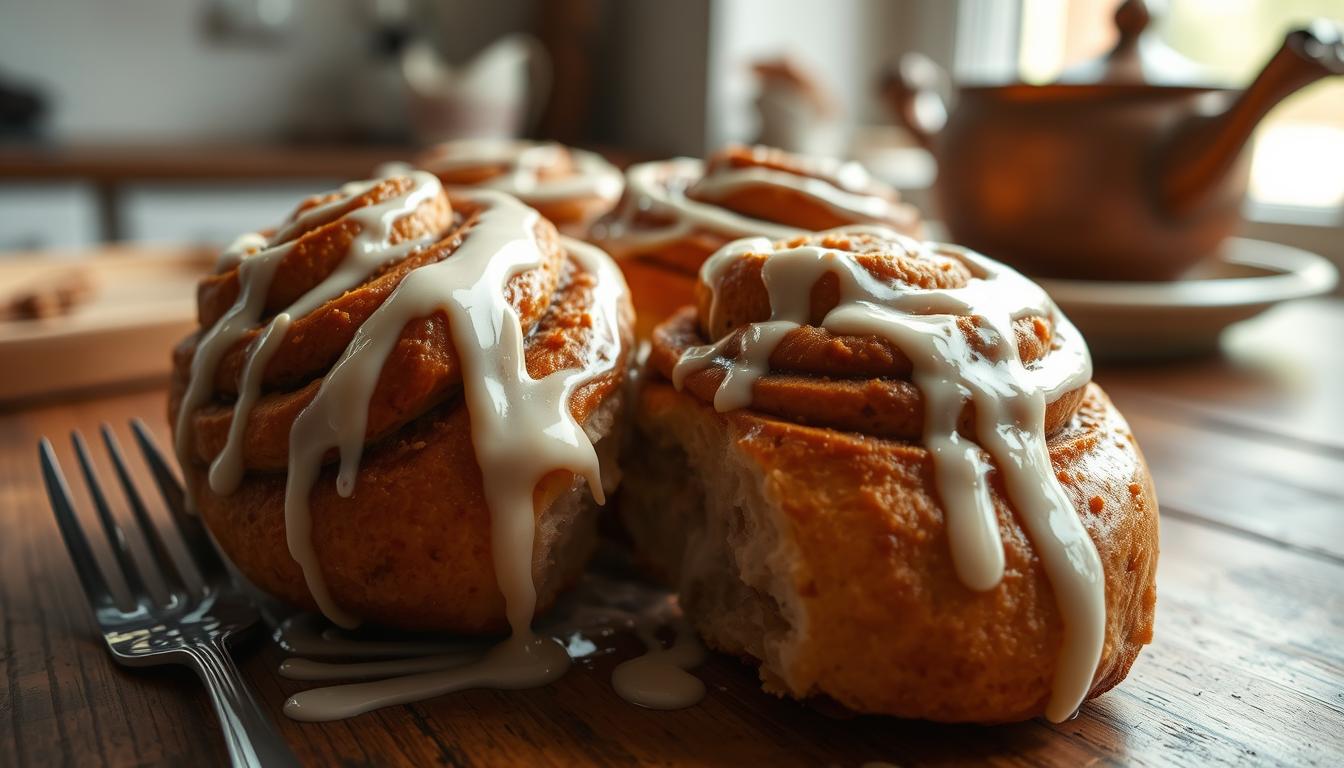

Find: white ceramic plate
<box><xmin>1036</xmin><ymin>238</ymin><xmax>1339</xmax><ymax>361</ymax></box>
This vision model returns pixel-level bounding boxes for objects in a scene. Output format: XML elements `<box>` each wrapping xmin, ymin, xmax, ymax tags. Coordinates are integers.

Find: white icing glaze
<box><xmin>421</xmin><ymin>139</ymin><xmax>624</xmax><ymax>205</ymax></box>
<box><xmin>673</xmin><ymin>227</ymin><xmax>1103</xmax><ymax>723</ymax></box>
<box><xmin>599</xmin><ymin>155</ymin><xmax>910</xmax><ymax>256</ymax></box>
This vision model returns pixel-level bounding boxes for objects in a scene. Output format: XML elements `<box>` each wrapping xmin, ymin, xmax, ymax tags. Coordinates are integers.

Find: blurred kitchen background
<box><xmin>1</xmin><ymin>0</ymin><xmax>1340</xmax><ymax>261</ymax></box>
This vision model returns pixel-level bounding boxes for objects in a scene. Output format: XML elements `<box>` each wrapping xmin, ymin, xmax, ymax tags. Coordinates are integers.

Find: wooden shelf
<box><xmin>0</xmin><ymin>142</ymin><xmax>416</xmax><ymax>182</ymax></box>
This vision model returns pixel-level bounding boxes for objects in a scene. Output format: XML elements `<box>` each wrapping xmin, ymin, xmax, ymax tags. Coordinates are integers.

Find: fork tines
<box><xmin>39</xmin><ymin>421</ymin><xmax>224</xmax><ymax>611</ymax></box>
<box><xmin>39</xmin><ymin>421</ymin><xmax>299</xmax><ymax>768</ymax></box>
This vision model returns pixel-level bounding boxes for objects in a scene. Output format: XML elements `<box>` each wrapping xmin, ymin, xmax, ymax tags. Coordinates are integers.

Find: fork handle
<box><xmin>184</xmin><ymin>640</ymin><xmax>301</xmax><ymax>768</ymax></box>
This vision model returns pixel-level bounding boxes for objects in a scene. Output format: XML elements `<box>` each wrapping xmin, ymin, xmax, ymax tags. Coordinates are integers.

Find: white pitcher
<box><xmin>402</xmin><ymin>34</ymin><xmax>550</xmax><ymax>145</ymax></box>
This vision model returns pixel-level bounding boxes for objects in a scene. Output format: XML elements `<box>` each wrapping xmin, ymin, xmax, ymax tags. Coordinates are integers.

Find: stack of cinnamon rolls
<box><xmin>171</xmin><ymin>138</ymin><xmax>1158</xmax><ymax>724</ymax></box>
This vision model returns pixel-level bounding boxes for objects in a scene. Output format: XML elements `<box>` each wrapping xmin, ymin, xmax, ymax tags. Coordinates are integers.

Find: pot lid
<box><xmin>1055</xmin><ymin>0</ymin><xmax>1225</xmax><ymax>88</ymax></box>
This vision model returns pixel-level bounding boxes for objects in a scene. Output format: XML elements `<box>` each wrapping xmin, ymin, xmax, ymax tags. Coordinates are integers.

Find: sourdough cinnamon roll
<box><xmin>417</xmin><ymin>139</ymin><xmax>623</xmax><ymax>238</ymax></box>
<box><xmin>593</xmin><ymin>144</ymin><xmax>922</xmax><ymax>336</ymax></box>
<box><xmin>620</xmin><ymin>228</ymin><xmax>1158</xmax><ymax>723</ymax></box>
<box><xmin>170</xmin><ymin>173</ymin><xmax>635</xmax><ymax>634</ymax></box>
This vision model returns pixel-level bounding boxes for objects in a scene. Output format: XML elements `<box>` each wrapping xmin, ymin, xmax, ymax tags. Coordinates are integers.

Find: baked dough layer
<box><xmin>619</xmin><ymin>379</ymin><xmax>1158</xmax><ymax>722</ymax></box>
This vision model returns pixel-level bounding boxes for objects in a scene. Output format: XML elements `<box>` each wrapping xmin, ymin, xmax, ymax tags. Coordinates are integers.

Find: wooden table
<box><xmin>2</xmin><ymin>299</ymin><xmax>1341</xmax><ymax>767</ymax></box>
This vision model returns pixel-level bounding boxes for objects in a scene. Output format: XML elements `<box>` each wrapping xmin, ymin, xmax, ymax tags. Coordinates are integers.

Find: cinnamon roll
<box><xmin>169</xmin><ymin>172</ymin><xmax>635</xmax><ymax>634</ymax></box>
<box><xmin>593</xmin><ymin>144</ymin><xmax>922</xmax><ymax>337</ymax></box>
<box><xmin>619</xmin><ymin>228</ymin><xmax>1158</xmax><ymax>723</ymax></box>
<box><xmin>416</xmin><ymin>139</ymin><xmax>623</xmax><ymax>238</ymax></box>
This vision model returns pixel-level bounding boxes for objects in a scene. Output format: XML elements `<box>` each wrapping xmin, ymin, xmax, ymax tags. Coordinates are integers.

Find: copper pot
<box><xmin>883</xmin><ymin>0</ymin><xmax>1344</xmax><ymax>281</ymax></box>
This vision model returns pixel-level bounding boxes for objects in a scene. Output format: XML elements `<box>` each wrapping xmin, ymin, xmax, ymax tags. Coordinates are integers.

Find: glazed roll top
<box><xmin>175</xmin><ymin>176</ymin><xmax>623</xmax><ymax>483</ymax></box>
<box><xmin>651</xmin><ymin>228</ymin><xmax>1087</xmax><ymax>441</ymax></box>
<box><xmin>594</xmin><ymin>145</ymin><xmax>922</xmax><ymax>336</ymax></box>
<box><xmin>417</xmin><ymin>139</ymin><xmax>624</xmax><ymax>236</ymax></box>
<box><xmin>170</xmin><ymin>171</ymin><xmax>633</xmax><ymax>631</ymax></box>
<box><xmin>649</xmin><ymin>227</ymin><xmax>1106</xmax><ymax>722</ymax></box>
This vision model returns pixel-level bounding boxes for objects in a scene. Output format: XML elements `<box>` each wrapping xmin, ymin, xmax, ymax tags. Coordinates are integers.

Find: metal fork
<box><xmin>39</xmin><ymin>421</ymin><xmax>300</xmax><ymax>768</ymax></box>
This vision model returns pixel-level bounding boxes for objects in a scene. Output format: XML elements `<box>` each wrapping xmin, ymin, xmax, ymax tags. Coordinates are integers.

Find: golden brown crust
<box><xmin>630</xmin><ymin>378</ymin><xmax>1158</xmax><ymax>722</ymax></box>
<box><xmin>171</xmin><ymin>188</ymin><xmax>635</xmax><ymax>632</ymax></box>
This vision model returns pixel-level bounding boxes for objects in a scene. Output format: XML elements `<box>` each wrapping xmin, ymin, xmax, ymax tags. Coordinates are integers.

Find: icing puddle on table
<box><xmin>271</xmin><ymin>574</ymin><xmax>706</xmax><ymax>722</ymax></box>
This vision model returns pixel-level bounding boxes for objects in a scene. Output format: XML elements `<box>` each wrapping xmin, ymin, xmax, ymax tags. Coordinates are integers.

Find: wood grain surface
<box><xmin>2</xmin><ymin>299</ymin><xmax>1342</xmax><ymax>767</ymax></box>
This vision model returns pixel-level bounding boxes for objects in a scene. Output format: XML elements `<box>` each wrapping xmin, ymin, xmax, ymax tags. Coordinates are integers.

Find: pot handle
<box><xmin>879</xmin><ymin>53</ymin><xmax>947</xmax><ymax>152</ymax></box>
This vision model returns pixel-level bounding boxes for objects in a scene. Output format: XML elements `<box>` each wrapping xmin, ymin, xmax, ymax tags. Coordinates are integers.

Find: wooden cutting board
<box><xmin>0</xmin><ymin>244</ymin><xmax>212</xmax><ymax>402</ymax></box>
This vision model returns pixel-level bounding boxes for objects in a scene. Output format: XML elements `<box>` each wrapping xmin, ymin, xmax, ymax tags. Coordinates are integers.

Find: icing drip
<box><xmin>280</xmin><ymin>214</ymin><xmax>621</xmax><ymax>691</ymax></box>
<box><xmin>672</xmin><ymin>227</ymin><xmax>1103</xmax><ymax>723</ymax></box>
<box><xmin>175</xmin><ymin>242</ymin><xmax>287</xmax><ymax>482</ymax></box>
<box><xmin>422</xmin><ymin>139</ymin><xmax>624</xmax><ymax>204</ymax></box>
<box><xmin>275</xmin><ymin>576</ymin><xmax>705</xmax><ymax>721</ymax></box>
<box><xmin>207</xmin><ymin>312</ymin><xmax>291</xmax><ymax>494</ymax></box>
<box><xmin>284</xmin><ymin>199</ymin><xmax>622</xmax><ymax>634</ymax></box>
